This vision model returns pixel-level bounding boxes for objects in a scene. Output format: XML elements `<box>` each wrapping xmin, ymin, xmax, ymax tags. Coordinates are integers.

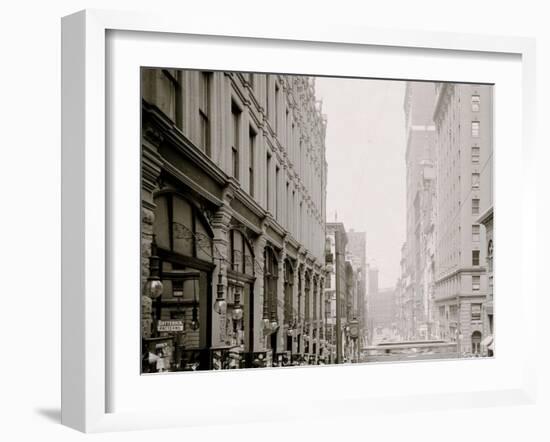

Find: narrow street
<box><xmin>140</xmin><ymin>70</ymin><xmax>494</xmax><ymax>372</ymax></box>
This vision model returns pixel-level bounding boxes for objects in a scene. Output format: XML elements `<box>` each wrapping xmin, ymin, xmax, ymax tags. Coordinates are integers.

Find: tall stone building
<box><xmin>324</xmin><ymin>222</ymin><xmax>350</xmax><ymax>363</ymax></box>
<box><xmin>432</xmin><ymin>82</ymin><xmax>493</xmax><ymax>356</ymax></box>
<box><xmin>366</xmin><ymin>264</ymin><xmax>379</xmax><ymax>344</ymax></box>
<box><xmin>400</xmin><ymin>82</ymin><xmax>437</xmax><ymax>340</ymax></box>
<box><xmin>141</xmin><ymin>69</ymin><xmax>328</xmax><ymax>371</ymax></box>
<box><xmin>369</xmin><ymin>288</ymin><xmax>398</xmax><ymax>342</ymax></box>
<box><xmin>368</xmin><ymin>266</ymin><xmax>379</xmax><ymax>295</ymax></box>
<box><xmin>345</xmin><ymin>230</ymin><xmax>367</xmax><ymax>346</ymax></box>
<box><xmin>477</xmin><ymin>104</ymin><xmax>494</xmax><ymax>356</ymax></box>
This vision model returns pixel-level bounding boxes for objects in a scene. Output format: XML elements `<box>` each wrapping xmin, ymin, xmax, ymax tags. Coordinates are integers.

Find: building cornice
<box><xmin>477</xmin><ymin>206</ymin><xmax>494</xmax><ymax>226</ymax></box>
<box><xmin>434</xmin><ymin>293</ymin><xmax>487</xmax><ymax>303</ymax></box>
<box><xmin>143</xmin><ymin>98</ymin><xmax>325</xmax><ymax>264</ymax></box>
<box><xmin>143</xmin><ymin>100</ymin><xmax>227</xmax><ymax>186</ymax></box>
<box><xmin>435</xmin><ymin>266</ymin><xmax>486</xmax><ymax>285</ymax></box>
<box><xmin>432</xmin><ymin>83</ymin><xmax>453</xmax><ymax>124</ymax></box>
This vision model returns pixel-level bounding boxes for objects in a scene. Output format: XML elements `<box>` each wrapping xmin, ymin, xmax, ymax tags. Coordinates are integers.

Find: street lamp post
<box><xmin>335</xmin><ymin>230</ymin><xmax>342</xmax><ymax>364</ymax></box>
<box><xmin>144</xmin><ymin>236</ymin><xmax>164</xmax><ymax>337</ymax></box>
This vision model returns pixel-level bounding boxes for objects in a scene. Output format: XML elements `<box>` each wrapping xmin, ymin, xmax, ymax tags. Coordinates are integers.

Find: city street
<box><xmin>140</xmin><ymin>70</ymin><xmax>494</xmax><ymax>373</ymax></box>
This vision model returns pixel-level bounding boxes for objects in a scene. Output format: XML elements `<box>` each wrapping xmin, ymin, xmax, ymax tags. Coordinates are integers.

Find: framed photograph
<box><xmin>62</xmin><ymin>9</ymin><xmax>537</xmax><ymax>433</ymax></box>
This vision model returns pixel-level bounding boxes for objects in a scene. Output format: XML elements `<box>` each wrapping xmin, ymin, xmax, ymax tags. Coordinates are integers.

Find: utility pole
<box><xmin>335</xmin><ymin>230</ymin><xmax>342</xmax><ymax>364</ymax></box>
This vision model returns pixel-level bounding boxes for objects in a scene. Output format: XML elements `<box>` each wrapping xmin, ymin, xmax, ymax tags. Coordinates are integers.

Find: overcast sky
<box><xmin>315</xmin><ymin>77</ymin><xmax>407</xmax><ymax>288</ymax></box>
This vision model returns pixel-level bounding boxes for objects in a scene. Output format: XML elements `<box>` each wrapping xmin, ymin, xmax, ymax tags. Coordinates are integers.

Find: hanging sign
<box><xmin>157</xmin><ymin>320</ymin><xmax>184</xmax><ymax>332</ymax></box>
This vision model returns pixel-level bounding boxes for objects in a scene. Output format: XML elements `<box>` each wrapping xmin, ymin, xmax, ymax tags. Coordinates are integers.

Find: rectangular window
<box><xmin>299</xmin><ymin>201</ymin><xmax>303</xmax><ymax>241</ymax></box>
<box><xmin>199</xmin><ymin>72</ymin><xmax>211</xmax><ymax>156</ymax></box>
<box><xmin>275</xmin><ymin>166</ymin><xmax>280</xmax><ymax>220</ymax></box>
<box><xmin>265</xmin><ymin>74</ymin><xmax>270</xmax><ymax>118</ymax></box>
<box><xmin>172</xmin><ymin>280</ymin><xmax>184</xmax><ymax>298</ymax></box>
<box><xmin>450</xmin><ymin>305</ymin><xmax>458</xmax><ymax>321</ymax></box>
<box><xmin>471</xmin><ymin>146</ymin><xmax>480</xmax><ymax>164</ymax></box>
<box><xmin>471</xmin><ymin>121</ymin><xmax>480</xmax><ymax>137</ymax></box>
<box><xmin>472</xmin><ymin>173</ymin><xmax>480</xmax><ymax>189</ymax></box>
<box><xmin>286</xmin><ymin>110</ymin><xmax>290</xmax><ymax>149</ymax></box>
<box><xmin>292</xmin><ymin>190</ymin><xmax>296</xmax><ymax>234</ymax></box>
<box><xmin>471</xmin><ymin>303</ymin><xmax>482</xmax><ymax>320</ymax></box>
<box><xmin>299</xmin><ymin>138</ymin><xmax>303</xmax><ymax>175</ymax></box>
<box><xmin>160</xmin><ymin>69</ymin><xmax>184</xmax><ymax>129</ymax></box>
<box><xmin>472</xmin><ymin>225</ymin><xmax>480</xmax><ymax>242</ymax></box>
<box><xmin>275</xmin><ymin>82</ymin><xmax>280</xmax><ymax>134</ymax></box>
<box><xmin>472</xmin><ymin>198</ymin><xmax>480</xmax><ymax>215</ymax></box>
<box><xmin>249</xmin><ymin>127</ymin><xmax>256</xmax><ymax>197</ymax></box>
<box><xmin>472</xmin><ymin>275</ymin><xmax>480</xmax><ymax>292</ymax></box>
<box><xmin>313</xmin><ymin>290</ymin><xmax>317</xmax><ymax>320</ymax></box>
<box><xmin>175</xmin><ymin>71</ymin><xmax>184</xmax><ymax>130</ymax></box>
<box><xmin>472</xmin><ymin>250</ymin><xmax>480</xmax><ymax>266</ymax></box>
<box><xmin>266</xmin><ymin>153</ymin><xmax>271</xmax><ymax>211</ymax></box>
<box><xmin>286</xmin><ymin>182</ymin><xmax>290</xmax><ymax>228</ymax></box>
<box><xmin>471</xmin><ymin>95</ymin><xmax>480</xmax><ymax>112</ymax></box>
<box><xmin>231</xmin><ymin>102</ymin><xmax>241</xmax><ymax>180</ymax></box>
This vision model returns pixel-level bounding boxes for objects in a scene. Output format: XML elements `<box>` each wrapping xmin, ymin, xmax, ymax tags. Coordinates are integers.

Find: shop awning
<box><xmin>481</xmin><ymin>335</ymin><xmax>493</xmax><ymax>347</ymax></box>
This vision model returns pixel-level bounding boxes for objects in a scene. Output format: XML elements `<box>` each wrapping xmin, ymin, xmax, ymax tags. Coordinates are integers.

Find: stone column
<box><xmin>292</xmin><ymin>260</ymin><xmax>300</xmax><ymax>354</ymax></box>
<box><xmin>298</xmin><ymin>260</ymin><xmax>306</xmax><ymax>357</ymax></box>
<box><xmin>210</xmin><ymin>194</ymin><xmax>233</xmax><ymax>348</ymax></box>
<box><xmin>314</xmin><ymin>272</ymin><xmax>321</xmax><ymax>360</ymax></box>
<box><xmin>254</xmin><ymin>228</ymin><xmax>268</xmax><ymax>352</ymax></box>
<box><xmin>141</xmin><ymin>130</ymin><xmax>163</xmax><ymax>339</ymax></box>
<box><xmin>277</xmin><ymin>244</ymin><xmax>287</xmax><ymax>351</ymax></box>
<box><xmin>307</xmin><ymin>267</ymin><xmax>314</xmax><ymax>332</ymax></box>
<box><xmin>315</xmin><ymin>273</ymin><xmax>323</xmax><ymax>356</ymax></box>
<box><xmin>319</xmin><ymin>276</ymin><xmax>326</xmax><ymax>358</ymax></box>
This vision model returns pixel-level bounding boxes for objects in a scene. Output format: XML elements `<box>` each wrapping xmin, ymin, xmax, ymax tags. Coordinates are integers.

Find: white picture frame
<box><xmin>61</xmin><ymin>9</ymin><xmax>537</xmax><ymax>433</ymax></box>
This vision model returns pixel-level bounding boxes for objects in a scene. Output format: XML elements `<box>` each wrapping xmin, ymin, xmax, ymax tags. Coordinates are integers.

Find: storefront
<box><xmin>146</xmin><ymin>191</ymin><xmax>215</xmax><ymax>371</ymax></box>
<box><xmin>223</xmin><ymin>228</ymin><xmax>256</xmax><ymax>368</ymax></box>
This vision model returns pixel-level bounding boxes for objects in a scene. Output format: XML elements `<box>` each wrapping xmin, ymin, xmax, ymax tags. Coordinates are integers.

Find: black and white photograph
<box><xmin>140</xmin><ymin>69</ymin><xmax>494</xmax><ymax>373</ymax></box>
<box><xmin>5</xmin><ymin>0</ymin><xmax>549</xmax><ymax>439</ymax></box>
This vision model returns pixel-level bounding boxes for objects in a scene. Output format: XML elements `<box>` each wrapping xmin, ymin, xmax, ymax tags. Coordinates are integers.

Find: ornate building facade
<box><xmin>141</xmin><ymin>69</ymin><xmax>328</xmax><ymax>371</ymax></box>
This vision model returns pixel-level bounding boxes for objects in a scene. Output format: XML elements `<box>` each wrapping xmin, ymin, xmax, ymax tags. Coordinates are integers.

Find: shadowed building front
<box><xmin>140</xmin><ymin>70</ymin><xmax>328</xmax><ymax>371</ymax></box>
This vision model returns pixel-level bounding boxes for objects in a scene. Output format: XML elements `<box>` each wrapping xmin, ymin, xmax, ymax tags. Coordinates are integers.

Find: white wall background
<box><xmin>0</xmin><ymin>1</ymin><xmax>548</xmax><ymax>441</ymax></box>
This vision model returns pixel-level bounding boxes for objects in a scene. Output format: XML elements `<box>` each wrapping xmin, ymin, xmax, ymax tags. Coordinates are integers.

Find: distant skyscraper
<box><xmin>400</xmin><ymin>81</ymin><xmax>437</xmax><ymax>340</ymax></box>
<box><xmin>346</xmin><ymin>230</ymin><xmax>367</xmax><ymax>342</ymax></box>
<box><xmin>368</xmin><ymin>266</ymin><xmax>379</xmax><ymax>295</ymax></box>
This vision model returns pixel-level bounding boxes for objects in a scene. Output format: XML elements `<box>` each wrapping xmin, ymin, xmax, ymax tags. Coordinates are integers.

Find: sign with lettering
<box><xmin>157</xmin><ymin>320</ymin><xmax>184</xmax><ymax>332</ymax></box>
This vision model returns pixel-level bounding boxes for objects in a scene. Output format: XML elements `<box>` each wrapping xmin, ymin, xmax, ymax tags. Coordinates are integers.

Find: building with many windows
<box><xmin>400</xmin><ymin>82</ymin><xmax>437</xmax><ymax>340</ymax></box>
<box><xmin>140</xmin><ymin>69</ymin><xmax>328</xmax><ymax>371</ymax></box>
<box><xmin>324</xmin><ymin>224</ymin><xmax>365</xmax><ymax>363</ymax></box>
<box><xmin>477</xmin><ymin>107</ymin><xmax>494</xmax><ymax>356</ymax></box>
<box><xmin>432</xmin><ymin>82</ymin><xmax>493</xmax><ymax>356</ymax></box>
<box><xmin>345</xmin><ymin>229</ymin><xmax>367</xmax><ymax>348</ymax></box>
<box><xmin>324</xmin><ymin>223</ymin><xmax>346</xmax><ymax>363</ymax></box>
